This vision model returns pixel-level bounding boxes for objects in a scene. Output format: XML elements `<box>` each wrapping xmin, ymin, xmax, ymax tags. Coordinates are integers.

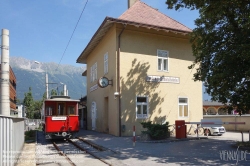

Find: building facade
<box><xmin>77</xmin><ymin>1</ymin><xmax>202</xmax><ymax>136</ymax></box>
<box><xmin>0</xmin><ymin>64</ymin><xmax>17</xmax><ymax>115</ymax></box>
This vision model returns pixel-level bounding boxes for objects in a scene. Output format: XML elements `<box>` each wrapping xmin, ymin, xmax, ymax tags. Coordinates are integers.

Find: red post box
<box><xmin>175</xmin><ymin>120</ymin><xmax>186</xmax><ymax>139</ymax></box>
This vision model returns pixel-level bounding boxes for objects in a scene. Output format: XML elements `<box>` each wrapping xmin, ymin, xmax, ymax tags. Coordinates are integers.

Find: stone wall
<box><xmin>203</xmin><ymin>115</ymin><xmax>250</xmax><ymax>132</ymax></box>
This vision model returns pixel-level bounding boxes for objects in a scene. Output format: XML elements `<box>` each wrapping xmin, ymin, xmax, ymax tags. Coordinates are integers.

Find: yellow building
<box><xmin>77</xmin><ymin>1</ymin><xmax>202</xmax><ymax>136</ymax></box>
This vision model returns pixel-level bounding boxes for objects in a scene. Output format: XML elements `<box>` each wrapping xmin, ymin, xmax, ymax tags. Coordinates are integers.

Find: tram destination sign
<box><xmin>52</xmin><ymin>117</ymin><xmax>67</xmax><ymax>120</ymax></box>
<box><xmin>146</xmin><ymin>75</ymin><xmax>180</xmax><ymax>84</ymax></box>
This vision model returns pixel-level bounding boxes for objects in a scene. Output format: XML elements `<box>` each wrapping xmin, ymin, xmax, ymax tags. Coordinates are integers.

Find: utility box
<box><xmin>175</xmin><ymin>120</ymin><xmax>186</xmax><ymax>139</ymax></box>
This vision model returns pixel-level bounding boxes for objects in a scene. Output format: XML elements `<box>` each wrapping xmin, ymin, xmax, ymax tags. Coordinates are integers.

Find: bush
<box><xmin>25</xmin><ymin>130</ymin><xmax>36</xmax><ymax>142</ymax></box>
<box><xmin>141</xmin><ymin>121</ymin><xmax>170</xmax><ymax>140</ymax></box>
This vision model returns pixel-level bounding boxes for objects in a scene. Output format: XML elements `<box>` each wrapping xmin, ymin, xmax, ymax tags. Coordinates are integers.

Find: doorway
<box><xmin>104</xmin><ymin>97</ymin><xmax>109</xmax><ymax>133</ymax></box>
<box><xmin>79</xmin><ymin>106</ymin><xmax>87</xmax><ymax>129</ymax></box>
<box><xmin>91</xmin><ymin>101</ymin><xmax>96</xmax><ymax>130</ymax></box>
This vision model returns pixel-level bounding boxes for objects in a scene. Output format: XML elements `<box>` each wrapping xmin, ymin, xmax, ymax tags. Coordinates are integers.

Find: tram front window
<box><xmin>68</xmin><ymin>106</ymin><xmax>75</xmax><ymax>115</ymax></box>
<box><xmin>45</xmin><ymin>106</ymin><xmax>54</xmax><ymax>116</ymax></box>
<box><xmin>58</xmin><ymin>103</ymin><xmax>65</xmax><ymax>115</ymax></box>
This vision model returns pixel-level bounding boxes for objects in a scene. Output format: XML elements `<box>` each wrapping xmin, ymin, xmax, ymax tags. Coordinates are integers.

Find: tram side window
<box><xmin>58</xmin><ymin>103</ymin><xmax>66</xmax><ymax>115</ymax></box>
<box><xmin>68</xmin><ymin>106</ymin><xmax>75</xmax><ymax>115</ymax></box>
<box><xmin>45</xmin><ymin>106</ymin><xmax>54</xmax><ymax>116</ymax></box>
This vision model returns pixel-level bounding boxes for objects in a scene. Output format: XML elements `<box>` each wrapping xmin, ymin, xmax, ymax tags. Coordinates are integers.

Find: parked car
<box><xmin>204</xmin><ymin>126</ymin><xmax>226</xmax><ymax>136</ymax></box>
<box><xmin>28</xmin><ymin>122</ymin><xmax>36</xmax><ymax>126</ymax></box>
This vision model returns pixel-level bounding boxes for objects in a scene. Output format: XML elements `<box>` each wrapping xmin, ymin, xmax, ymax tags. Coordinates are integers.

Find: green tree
<box><xmin>42</xmin><ymin>92</ymin><xmax>47</xmax><ymax>100</ymax></box>
<box><xmin>23</xmin><ymin>87</ymin><xmax>34</xmax><ymax>118</ymax></box>
<box><xmin>23</xmin><ymin>87</ymin><xmax>44</xmax><ymax>119</ymax></box>
<box><xmin>166</xmin><ymin>0</ymin><xmax>250</xmax><ymax>113</ymax></box>
<box><xmin>33</xmin><ymin>100</ymin><xmax>43</xmax><ymax>119</ymax></box>
<box><xmin>50</xmin><ymin>89</ymin><xmax>57</xmax><ymax>96</ymax></box>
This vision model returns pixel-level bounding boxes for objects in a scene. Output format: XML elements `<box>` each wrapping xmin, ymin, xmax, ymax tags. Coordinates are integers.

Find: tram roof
<box><xmin>45</xmin><ymin>96</ymin><xmax>80</xmax><ymax>102</ymax></box>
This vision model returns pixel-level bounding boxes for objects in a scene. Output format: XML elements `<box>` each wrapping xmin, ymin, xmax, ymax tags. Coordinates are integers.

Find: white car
<box><xmin>28</xmin><ymin>122</ymin><xmax>36</xmax><ymax>126</ymax></box>
<box><xmin>203</xmin><ymin>126</ymin><xmax>226</xmax><ymax>136</ymax></box>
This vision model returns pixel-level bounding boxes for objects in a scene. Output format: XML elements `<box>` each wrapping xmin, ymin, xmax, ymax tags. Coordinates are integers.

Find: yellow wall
<box><xmin>86</xmin><ymin>25</ymin><xmax>120</xmax><ymax>136</ymax></box>
<box><xmin>85</xmin><ymin>24</ymin><xmax>202</xmax><ymax>136</ymax></box>
<box><xmin>118</xmin><ymin>25</ymin><xmax>202</xmax><ymax>136</ymax></box>
<box><xmin>204</xmin><ymin>115</ymin><xmax>250</xmax><ymax>132</ymax></box>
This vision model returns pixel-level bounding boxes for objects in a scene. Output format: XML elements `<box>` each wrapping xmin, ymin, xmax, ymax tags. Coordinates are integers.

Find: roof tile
<box><xmin>119</xmin><ymin>1</ymin><xmax>192</xmax><ymax>32</ymax></box>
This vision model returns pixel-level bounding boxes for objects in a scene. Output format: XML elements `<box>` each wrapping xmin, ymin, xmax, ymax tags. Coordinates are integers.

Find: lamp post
<box><xmin>35</xmin><ymin>61</ymin><xmax>49</xmax><ymax>99</ymax></box>
<box><xmin>34</xmin><ymin>61</ymin><xmax>67</xmax><ymax>98</ymax></box>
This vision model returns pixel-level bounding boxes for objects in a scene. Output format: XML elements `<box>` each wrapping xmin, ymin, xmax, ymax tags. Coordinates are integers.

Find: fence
<box><xmin>203</xmin><ymin>114</ymin><xmax>250</xmax><ymax>132</ymax></box>
<box><xmin>0</xmin><ymin>115</ymin><xmax>25</xmax><ymax>166</ymax></box>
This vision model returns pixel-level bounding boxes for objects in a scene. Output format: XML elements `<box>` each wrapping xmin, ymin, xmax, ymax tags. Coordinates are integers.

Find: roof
<box><xmin>45</xmin><ymin>96</ymin><xmax>80</xmax><ymax>102</ymax></box>
<box><xmin>203</xmin><ymin>101</ymin><xmax>226</xmax><ymax>106</ymax></box>
<box><xmin>77</xmin><ymin>1</ymin><xmax>192</xmax><ymax>64</ymax></box>
<box><xmin>119</xmin><ymin>1</ymin><xmax>192</xmax><ymax>32</ymax></box>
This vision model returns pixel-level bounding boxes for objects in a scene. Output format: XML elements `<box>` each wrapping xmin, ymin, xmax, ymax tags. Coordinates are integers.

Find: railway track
<box><xmin>36</xmin><ymin>131</ymin><xmax>115</xmax><ymax>166</ymax></box>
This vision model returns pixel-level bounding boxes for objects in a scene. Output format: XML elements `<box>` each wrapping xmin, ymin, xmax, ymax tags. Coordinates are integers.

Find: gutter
<box><xmin>117</xmin><ymin>24</ymin><xmax>126</xmax><ymax>137</ymax></box>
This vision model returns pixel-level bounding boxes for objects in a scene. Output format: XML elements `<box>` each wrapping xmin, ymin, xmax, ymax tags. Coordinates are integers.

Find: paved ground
<box><xmin>16</xmin><ymin>143</ymin><xmax>36</xmax><ymax>166</ymax></box>
<box><xmin>16</xmin><ymin>130</ymin><xmax>250</xmax><ymax>166</ymax></box>
<box><xmin>77</xmin><ymin>130</ymin><xmax>250</xmax><ymax>166</ymax></box>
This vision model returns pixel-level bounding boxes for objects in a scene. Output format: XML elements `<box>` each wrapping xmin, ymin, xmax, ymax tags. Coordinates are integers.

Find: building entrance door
<box><xmin>104</xmin><ymin>97</ymin><xmax>109</xmax><ymax>133</ymax></box>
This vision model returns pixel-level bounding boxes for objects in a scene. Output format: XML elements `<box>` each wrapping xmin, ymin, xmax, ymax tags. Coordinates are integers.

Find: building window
<box><xmin>104</xmin><ymin>53</ymin><xmax>108</xmax><ymax>74</ymax></box>
<box><xmin>90</xmin><ymin>62</ymin><xmax>97</xmax><ymax>82</ymax></box>
<box><xmin>136</xmin><ymin>96</ymin><xmax>148</xmax><ymax>119</ymax></box>
<box><xmin>157</xmin><ymin>49</ymin><xmax>169</xmax><ymax>71</ymax></box>
<box><xmin>178</xmin><ymin>97</ymin><xmax>188</xmax><ymax>117</ymax></box>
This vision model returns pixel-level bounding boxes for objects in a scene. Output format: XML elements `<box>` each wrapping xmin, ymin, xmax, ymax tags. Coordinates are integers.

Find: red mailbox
<box><xmin>175</xmin><ymin>120</ymin><xmax>187</xmax><ymax>139</ymax></box>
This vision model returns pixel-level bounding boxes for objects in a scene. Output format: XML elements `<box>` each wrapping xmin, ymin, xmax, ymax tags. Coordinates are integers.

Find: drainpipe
<box><xmin>117</xmin><ymin>25</ymin><xmax>126</xmax><ymax>137</ymax></box>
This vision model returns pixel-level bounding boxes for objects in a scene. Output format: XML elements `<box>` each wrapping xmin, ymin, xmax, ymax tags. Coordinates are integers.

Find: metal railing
<box><xmin>0</xmin><ymin>115</ymin><xmax>25</xmax><ymax>166</ymax></box>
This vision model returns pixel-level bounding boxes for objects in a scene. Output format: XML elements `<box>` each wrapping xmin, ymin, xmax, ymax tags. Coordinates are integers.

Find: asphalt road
<box><xmin>79</xmin><ymin>130</ymin><xmax>250</xmax><ymax>166</ymax></box>
<box><xmin>17</xmin><ymin>130</ymin><xmax>250</xmax><ymax>166</ymax></box>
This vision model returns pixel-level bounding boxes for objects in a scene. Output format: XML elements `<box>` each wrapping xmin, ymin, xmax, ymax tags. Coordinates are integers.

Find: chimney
<box><xmin>128</xmin><ymin>0</ymin><xmax>139</xmax><ymax>8</ymax></box>
<box><xmin>0</xmin><ymin>29</ymin><xmax>10</xmax><ymax>116</ymax></box>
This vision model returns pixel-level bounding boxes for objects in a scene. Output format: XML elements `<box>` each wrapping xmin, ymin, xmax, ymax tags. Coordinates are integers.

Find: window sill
<box><xmin>157</xmin><ymin>70</ymin><xmax>169</xmax><ymax>73</ymax></box>
<box><xmin>136</xmin><ymin>117</ymin><xmax>148</xmax><ymax>119</ymax></box>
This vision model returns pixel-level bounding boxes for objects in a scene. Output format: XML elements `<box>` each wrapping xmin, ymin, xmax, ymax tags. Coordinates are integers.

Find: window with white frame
<box><xmin>104</xmin><ymin>53</ymin><xmax>108</xmax><ymax>74</ymax></box>
<box><xmin>157</xmin><ymin>49</ymin><xmax>169</xmax><ymax>71</ymax></box>
<box><xmin>90</xmin><ymin>62</ymin><xmax>97</xmax><ymax>82</ymax></box>
<box><xmin>136</xmin><ymin>96</ymin><xmax>148</xmax><ymax>119</ymax></box>
<box><xmin>178</xmin><ymin>97</ymin><xmax>188</xmax><ymax>117</ymax></box>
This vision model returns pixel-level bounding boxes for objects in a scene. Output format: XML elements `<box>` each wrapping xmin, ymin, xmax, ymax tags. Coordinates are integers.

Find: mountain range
<box><xmin>9</xmin><ymin>56</ymin><xmax>87</xmax><ymax>102</ymax></box>
<box><xmin>4</xmin><ymin>57</ymin><xmax>210</xmax><ymax>102</ymax></box>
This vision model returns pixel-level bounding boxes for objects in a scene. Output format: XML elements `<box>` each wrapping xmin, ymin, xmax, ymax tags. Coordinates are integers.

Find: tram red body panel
<box><xmin>45</xmin><ymin>116</ymin><xmax>79</xmax><ymax>133</ymax></box>
<box><xmin>42</xmin><ymin>96</ymin><xmax>80</xmax><ymax>139</ymax></box>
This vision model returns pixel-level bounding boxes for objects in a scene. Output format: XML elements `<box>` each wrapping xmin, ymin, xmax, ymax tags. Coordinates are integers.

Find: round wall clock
<box><xmin>98</xmin><ymin>77</ymin><xmax>109</xmax><ymax>88</ymax></box>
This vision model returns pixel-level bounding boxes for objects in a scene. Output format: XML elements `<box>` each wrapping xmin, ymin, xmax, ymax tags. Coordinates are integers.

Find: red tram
<box><xmin>42</xmin><ymin>96</ymin><xmax>80</xmax><ymax>139</ymax></box>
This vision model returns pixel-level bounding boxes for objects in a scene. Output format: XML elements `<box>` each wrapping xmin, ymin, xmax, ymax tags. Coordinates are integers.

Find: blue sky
<box><xmin>0</xmin><ymin>0</ymin><xmax>199</xmax><ymax>66</ymax></box>
<box><xmin>0</xmin><ymin>0</ymin><xmax>210</xmax><ymax>100</ymax></box>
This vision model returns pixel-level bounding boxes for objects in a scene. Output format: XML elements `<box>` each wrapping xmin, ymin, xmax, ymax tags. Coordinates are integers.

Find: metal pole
<box><xmin>0</xmin><ymin>29</ymin><xmax>10</xmax><ymax>116</ymax></box>
<box><xmin>57</xmin><ymin>84</ymin><xmax>59</xmax><ymax>95</ymax></box>
<box><xmin>241</xmin><ymin>131</ymin><xmax>244</xmax><ymax>142</ymax></box>
<box><xmin>196</xmin><ymin>124</ymin><xmax>198</xmax><ymax>138</ymax></box>
<box><xmin>63</xmin><ymin>84</ymin><xmax>67</xmax><ymax>96</ymax></box>
<box><xmin>133</xmin><ymin>125</ymin><xmax>136</xmax><ymax>146</ymax></box>
<box><xmin>45</xmin><ymin>73</ymin><xmax>48</xmax><ymax>99</ymax></box>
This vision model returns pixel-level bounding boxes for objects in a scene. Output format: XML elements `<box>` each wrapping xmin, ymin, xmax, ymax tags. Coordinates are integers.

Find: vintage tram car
<box><xmin>42</xmin><ymin>96</ymin><xmax>80</xmax><ymax>139</ymax></box>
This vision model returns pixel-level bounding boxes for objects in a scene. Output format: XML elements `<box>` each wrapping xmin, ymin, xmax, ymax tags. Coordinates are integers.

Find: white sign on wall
<box><xmin>146</xmin><ymin>75</ymin><xmax>180</xmax><ymax>84</ymax></box>
<box><xmin>90</xmin><ymin>84</ymin><xmax>98</xmax><ymax>92</ymax></box>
